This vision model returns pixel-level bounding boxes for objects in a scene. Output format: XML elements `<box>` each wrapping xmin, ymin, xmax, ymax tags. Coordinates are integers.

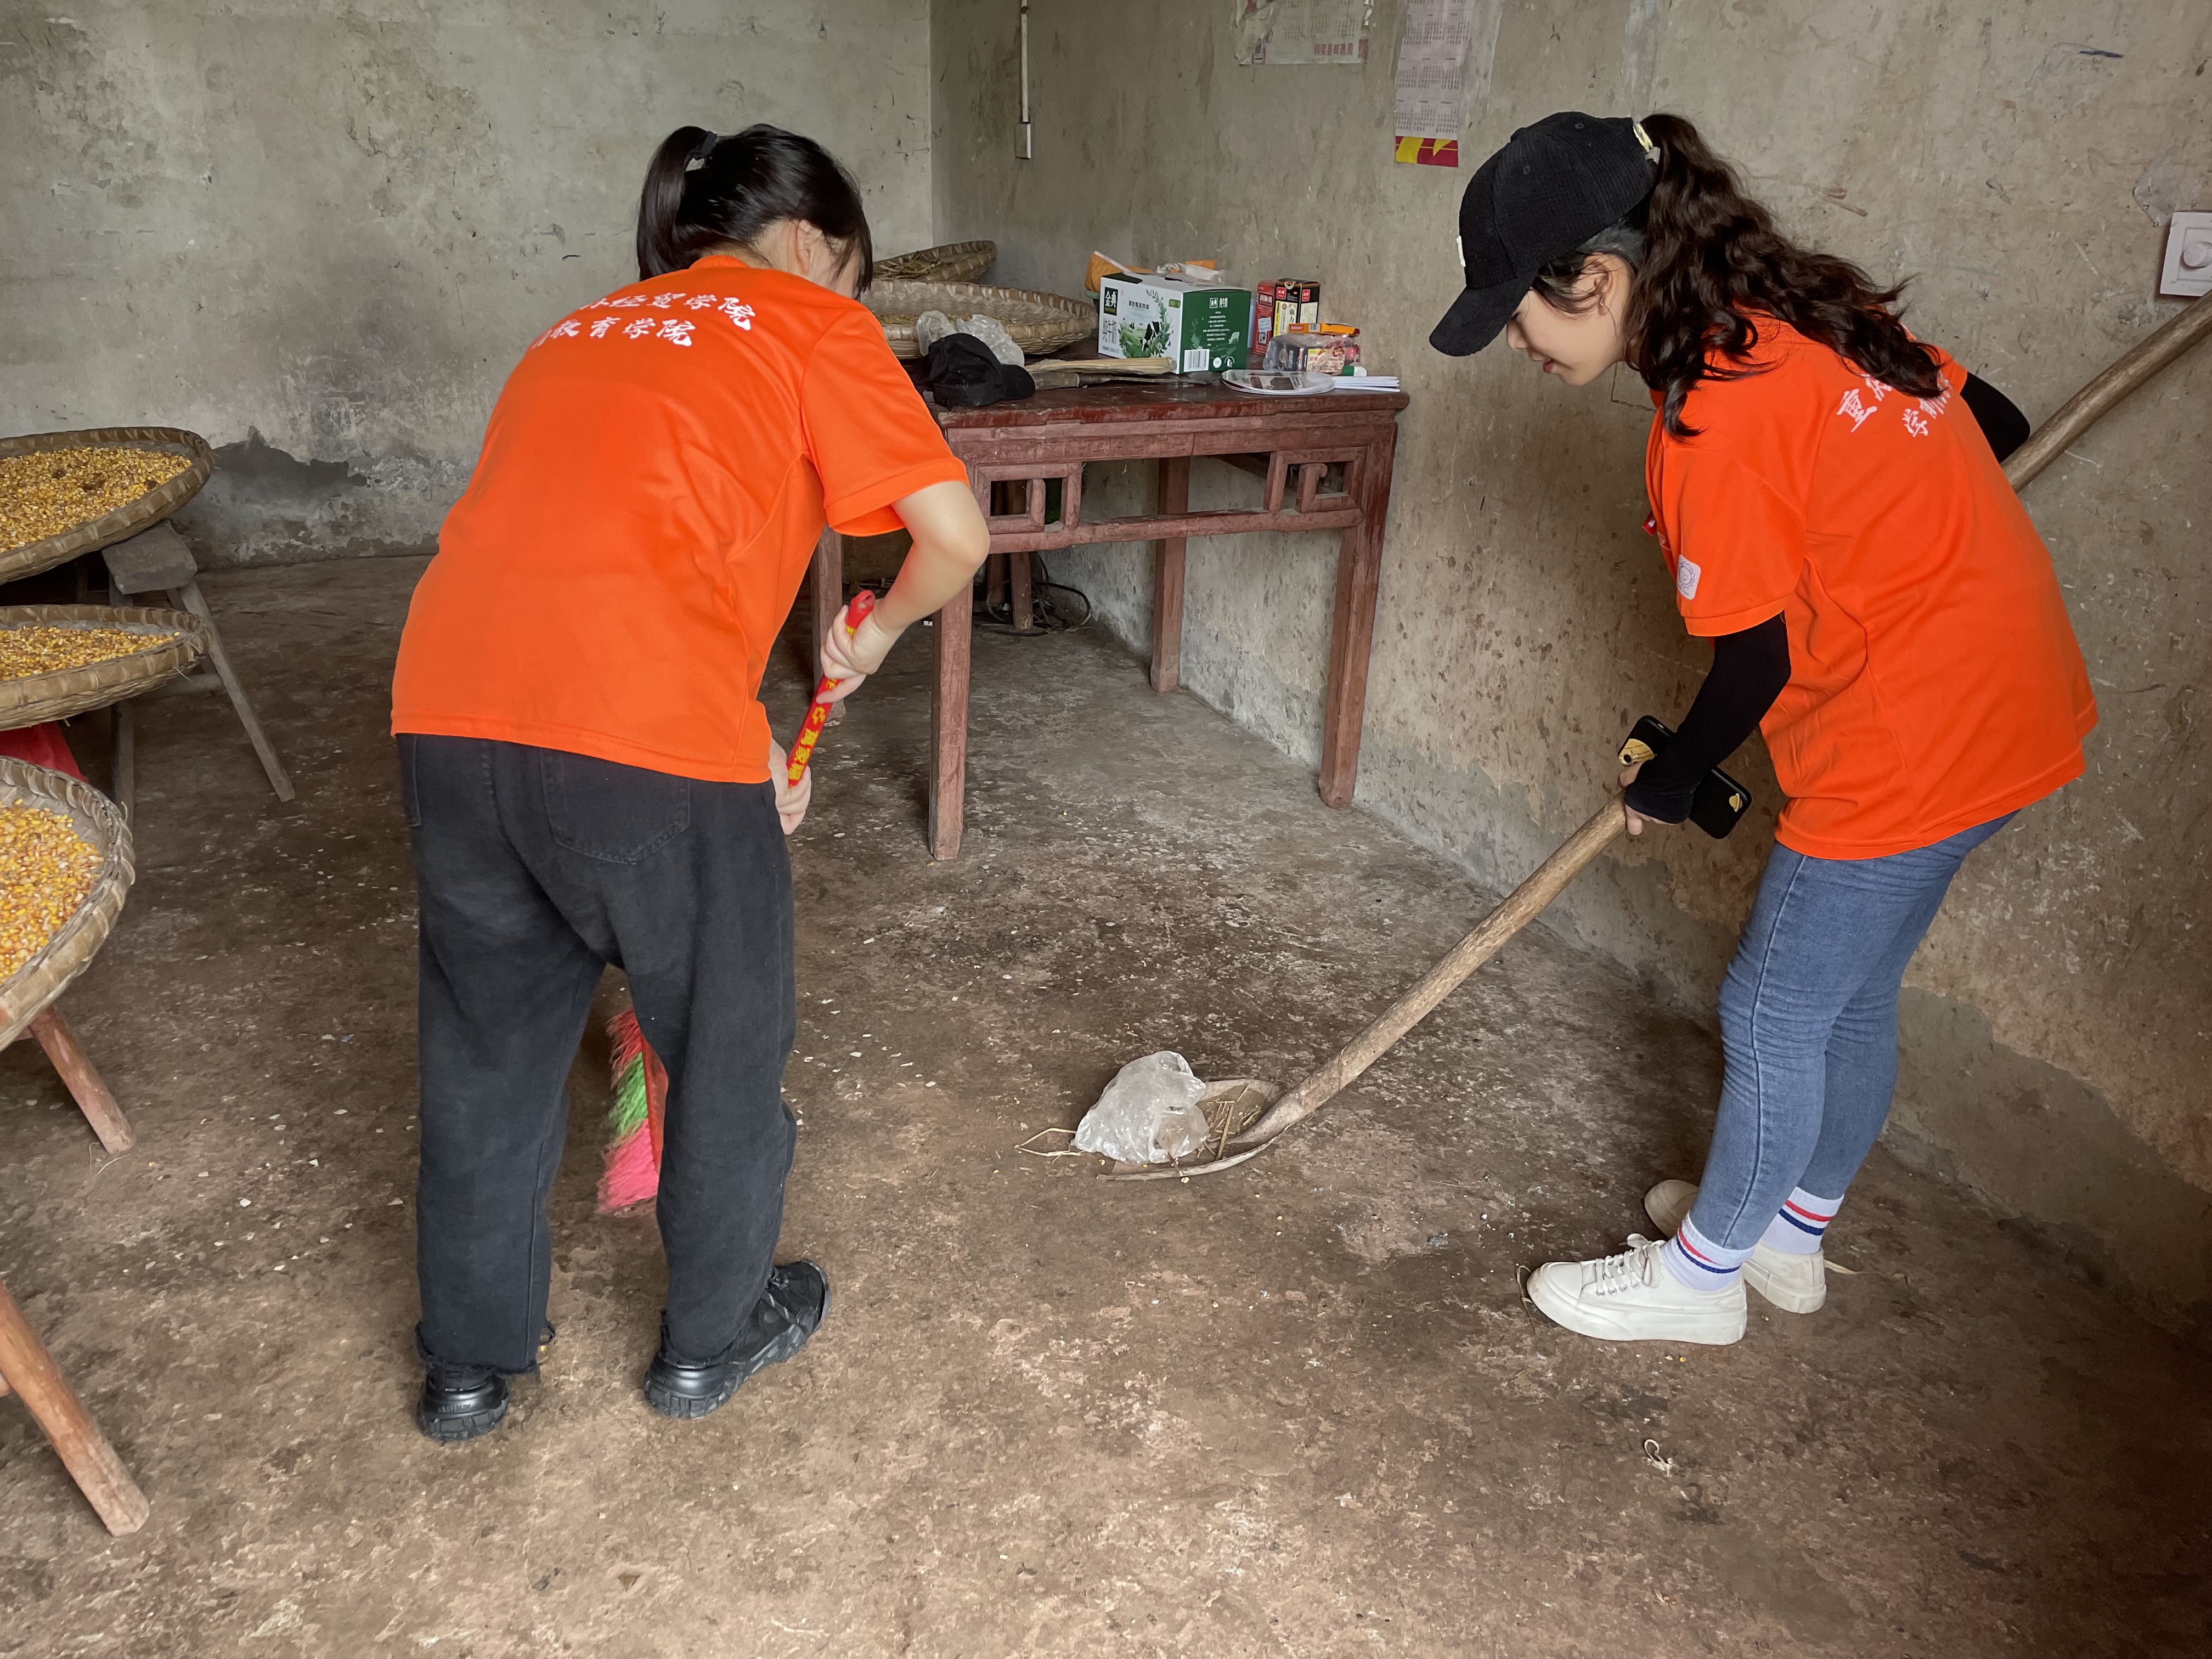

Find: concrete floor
<box><xmin>1</xmin><ymin>555</ymin><xmax>2207</xmax><ymax>1658</ymax></box>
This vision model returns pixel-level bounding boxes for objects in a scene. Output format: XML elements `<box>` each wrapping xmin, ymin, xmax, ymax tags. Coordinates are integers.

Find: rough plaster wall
<box><xmin>932</xmin><ymin>1</ymin><xmax>2212</xmax><ymax>1325</ymax></box>
<box><xmin>1</xmin><ymin>1</ymin><xmax>932</xmax><ymax>564</ymax></box>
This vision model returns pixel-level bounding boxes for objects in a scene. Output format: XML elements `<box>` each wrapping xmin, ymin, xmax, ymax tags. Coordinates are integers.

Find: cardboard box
<box><xmin>1098</xmin><ymin>274</ymin><xmax>1254</xmax><ymax>373</ymax></box>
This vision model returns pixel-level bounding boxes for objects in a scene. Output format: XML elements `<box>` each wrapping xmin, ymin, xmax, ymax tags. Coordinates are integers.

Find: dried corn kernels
<box><xmin>0</xmin><ymin>802</ymin><xmax>101</xmax><ymax>981</ymax></box>
<box><xmin>0</xmin><ymin>447</ymin><xmax>191</xmax><ymax>553</ymax></box>
<box><xmin>0</xmin><ymin>625</ymin><xmax>168</xmax><ymax>681</ymax></box>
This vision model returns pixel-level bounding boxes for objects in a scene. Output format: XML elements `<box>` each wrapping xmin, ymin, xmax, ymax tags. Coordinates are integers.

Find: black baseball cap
<box><xmin>1430</xmin><ymin>112</ymin><xmax>1660</xmax><ymax>357</ymax></box>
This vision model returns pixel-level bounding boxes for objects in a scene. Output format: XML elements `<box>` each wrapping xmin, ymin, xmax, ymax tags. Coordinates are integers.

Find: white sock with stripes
<box><xmin>1660</xmin><ymin>1215</ymin><xmax>1753</xmax><ymax>1293</ymax></box>
<box><xmin>1759</xmin><ymin>1188</ymin><xmax>1839</xmax><ymax>1255</ymax></box>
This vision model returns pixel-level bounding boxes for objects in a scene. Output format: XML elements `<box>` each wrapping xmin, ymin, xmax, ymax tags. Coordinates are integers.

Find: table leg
<box><xmin>928</xmin><ymin>583</ymin><xmax>972</xmax><ymax>860</ymax></box>
<box><xmin>1009</xmin><ymin>550</ymin><xmax>1034</xmax><ymax>633</ymax></box>
<box><xmin>810</xmin><ymin>527</ymin><xmax>844</xmax><ymax>684</ymax></box>
<box><xmin>0</xmin><ymin>1277</ymin><xmax>150</xmax><ymax>1536</ymax></box>
<box><xmin>810</xmin><ymin>528</ymin><xmax>844</xmax><ymax>726</ymax></box>
<box><xmin>1319</xmin><ymin>428</ymin><xmax>1396</xmax><ymax>808</ymax></box>
<box><xmin>1149</xmin><ymin>456</ymin><xmax>1190</xmax><ymax>693</ymax></box>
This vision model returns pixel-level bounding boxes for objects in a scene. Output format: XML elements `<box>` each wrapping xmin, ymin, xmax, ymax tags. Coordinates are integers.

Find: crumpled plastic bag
<box><xmin>1073</xmin><ymin>1051</ymin><xmax>1210</xmax><ymax>1164</ymax></box>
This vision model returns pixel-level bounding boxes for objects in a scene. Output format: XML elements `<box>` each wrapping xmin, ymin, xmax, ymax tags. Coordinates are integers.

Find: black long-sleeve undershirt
<box><xmin>1959</xmin><ymin>372</ymin><xmax>2030</xmax><ymax>463</ymax></box>
<box><xmin>1621</xmin><ymin>372</ymin><xmax>2028</xmax><ymax>823</ymax></box>
<box><xmin>1623</xmin><ymin>614</ymin><xmax>1790</xmax><ymax>822</ymax></box>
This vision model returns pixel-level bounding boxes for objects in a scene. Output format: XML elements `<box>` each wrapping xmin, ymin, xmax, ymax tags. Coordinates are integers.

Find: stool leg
<box><xmin>0</xmin><ymin>1278</ymin><xmax>150</xmax><ymax>1536</ymax></box>
<box><xmin>30</xmin><ymin>1007</ymin><xmax>134</xmax><ymax>1154</ymax></box>
<box><xmin>109</xmin><ymin>701</ymin><xmax>134</xmax><ymax>825</ymax></box>
<box><xmin>165</xmin><ymin>582</ymin><xmax>294</xmax><ymax>802</ymax></box>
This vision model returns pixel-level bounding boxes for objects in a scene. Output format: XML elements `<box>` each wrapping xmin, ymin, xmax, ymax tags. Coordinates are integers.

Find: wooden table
<box><xmin>810</xmin><ymin>381</ymin><xmax>1409</xmax><ymax>858</ymax></box>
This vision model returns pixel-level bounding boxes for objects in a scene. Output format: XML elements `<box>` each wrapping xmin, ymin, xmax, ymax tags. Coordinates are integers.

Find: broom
<box><xmin>597</xmin><ymin>589</ymin><xmax>879</xmax><ymax>1214</ymax></box>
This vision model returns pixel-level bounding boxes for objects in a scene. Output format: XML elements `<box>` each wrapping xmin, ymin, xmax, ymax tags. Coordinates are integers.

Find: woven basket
<box><xmin>0</xmin><ymin>758</ymin><xmax>134</xmax><ymax>1051</ymax></box>
<box><xmin>0</xmin><ymin>426</ymin><xmax>214</xmax><ymax>586</ymax></box>
<box><xmin>874</xmin><ymin>241</ymin><xmax>998</xmax><ymax>284</ymax></box>
<box><xmin>865</xmin><ymin>281</ymin><xmax>1096</xmax><ymax>360</ymax></box>
<box><xmin>0</xmin><ymin>605</ymin><xmax>209</xmax><ymax>732</ymax></box>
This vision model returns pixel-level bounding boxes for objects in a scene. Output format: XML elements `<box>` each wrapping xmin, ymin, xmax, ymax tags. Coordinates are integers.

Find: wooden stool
<box><xmin>100</xmin><ymin>522</ymin><xmax>294</xmax><ymax>816</ymax></box>
<box><xmin>0</xmin><ymin>1274</ymin><xmax>149</xmax><ymax>1535</ymax></box>
<box><xmin>23</xmin><ymin>1005</ymin><xmax>134</xmax><ymax>1154</ymax></box>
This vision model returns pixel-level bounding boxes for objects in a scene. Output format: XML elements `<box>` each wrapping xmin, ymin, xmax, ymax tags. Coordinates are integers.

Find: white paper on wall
<box><xmin>1232</xmin><ymin>0</ymin><xmax>1374</xmax><ymax>67</ymax></box>
<box><xmin>1391</xmin><ymin>0</ymin><xmax>1480</xmax><ymax>142</ymax></box>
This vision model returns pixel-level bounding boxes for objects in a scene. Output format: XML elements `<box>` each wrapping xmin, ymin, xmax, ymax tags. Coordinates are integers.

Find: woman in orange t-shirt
<box><xmin>1430</xmin><ymin>114</ymin><xmax>2094</xmax><ymax>1348</ymax></box>
<box><xmin>390</xmin><ymin>125</ymin><xmax>986</xmax><ymax>1440</ymax></box>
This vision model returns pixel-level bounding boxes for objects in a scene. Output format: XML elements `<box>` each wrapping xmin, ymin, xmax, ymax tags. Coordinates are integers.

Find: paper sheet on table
<box><xmin>1232</xmin><ymin>0</ymin><xmax>1373</xmax><ymax>66</ymax></box>
<box><xmin>1391</xmin><ymin>0</ymin><xmax>1504</xmax><ymax>166</ymax></box>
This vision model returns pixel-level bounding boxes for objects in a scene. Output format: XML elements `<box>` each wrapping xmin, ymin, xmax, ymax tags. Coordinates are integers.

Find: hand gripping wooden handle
<box><xmin>1231</xmin><ymin>800</ymin><xmax>1629</xmax><ymax>1149</ymax></box>
<box><xmin>785</xmin><ymin>588</ymin><xmax>878</xmax><ymax>786</ymax></box>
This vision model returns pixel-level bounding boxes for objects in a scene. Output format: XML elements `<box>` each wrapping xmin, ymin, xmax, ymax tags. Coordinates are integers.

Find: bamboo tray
<box><xmin>865</xmin><ymin>281</ymin><xmax>1095</xmax><ymax>360</ymax></box>
<box><xmin>0</xmin><ymin>427</ymin><xmax>213</xmax><ymax>585</ymax></box>
<box><xmin>0</xmin><ymin>758</ymin><xmax>134</xmax><ymax>1051</ymax></box>
<box><xmin>874</xmin><ymin>241</ymin><xmax>997</xmax><ymax>284</ymax></box>
<box><xmin>0</xmin><ymin>606</ymin><xmax>209</xmax><ymax>731</ymax></box>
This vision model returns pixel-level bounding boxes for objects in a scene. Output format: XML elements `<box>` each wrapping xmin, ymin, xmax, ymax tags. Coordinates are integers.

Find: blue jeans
<box><xmin>1688</xmin><ymin>815</ymin><xmax>2013</xmax><ymax>1252</ymax></box>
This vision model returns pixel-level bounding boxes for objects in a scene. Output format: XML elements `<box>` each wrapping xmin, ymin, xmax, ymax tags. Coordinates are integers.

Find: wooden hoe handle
<box><xmin>1232</xmin><ymin>800</ymin><xmax>1629</xmax><ymax>1148</ymax></box>
<box><xmin>2004</xmin><ymin>292</ymin><xmax>2211</xmax><ymax>491</ymax></box>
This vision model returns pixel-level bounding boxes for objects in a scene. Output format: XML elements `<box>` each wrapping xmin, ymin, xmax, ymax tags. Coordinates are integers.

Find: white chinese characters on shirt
<box><xmin>529</xmin><ymin>291</ymin><xmax>758</xmax><ymax>351</ymax></box>
<box><xmin>1836</xmin><ymin>372</ymin><xmax>1951</xmax><ymax>439</ymax></box>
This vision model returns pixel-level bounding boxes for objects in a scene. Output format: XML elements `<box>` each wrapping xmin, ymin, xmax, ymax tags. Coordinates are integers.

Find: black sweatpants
<box><xmin>399</xmin><ymin>734</ymin><xmax>797</xmax><ymax>1376</ymax></box>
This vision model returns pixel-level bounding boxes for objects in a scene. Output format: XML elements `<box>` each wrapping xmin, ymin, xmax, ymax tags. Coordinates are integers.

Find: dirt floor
<box><xmin>1</xmin><ymin>555</ymin><xmax>2207</xmax><ymax>1658</ymax></box>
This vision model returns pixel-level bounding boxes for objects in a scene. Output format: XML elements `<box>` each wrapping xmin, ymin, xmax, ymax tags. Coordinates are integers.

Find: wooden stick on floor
<box><xmin>29</xmin><ymin>1006</ymin><xmax>134</xmax><ymax>1154</ymax></box>
<box><xmin>0</xmin><ymin>1278</ymin><xmax>150</xmax><ymax>1536</ymax></box>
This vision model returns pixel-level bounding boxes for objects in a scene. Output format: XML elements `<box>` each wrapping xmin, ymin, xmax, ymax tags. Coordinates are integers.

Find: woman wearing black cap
<box><xmin>1432</xmin><ymin>114</ymin><xmax>2094</xmax><ymax>1346</ymax></box>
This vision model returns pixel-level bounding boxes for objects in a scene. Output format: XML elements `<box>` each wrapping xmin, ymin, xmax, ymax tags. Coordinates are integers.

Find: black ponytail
<box><xmin>635</xmin><ymin>123</ymin><xmax>874</xmax><ymax>289</ymax></box>
<box><xmin>1531</xmin><ymin>112</ymin><xmax>1942</xmax><ymax>437</ymax></box>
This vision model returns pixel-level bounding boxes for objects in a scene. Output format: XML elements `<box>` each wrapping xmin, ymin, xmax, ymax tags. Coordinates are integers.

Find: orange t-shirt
<box><xmin>1644</xmin><ymin>318</ymin><xmax>2096</xmax><ymax>859</ymax></box>
<box><xmin>391</xmin><ymin>255</ymin><xmax>967</xmax><ymax>782</ymax></box>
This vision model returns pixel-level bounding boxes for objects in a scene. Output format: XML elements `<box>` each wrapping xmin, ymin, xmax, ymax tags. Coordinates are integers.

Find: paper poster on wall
<box><xmin>1232</xmin><ymin>0</ymin><xmax>1374</xmax><ymax>67</ymax></box>
<box><xmin>1392</xmin><ymin>0</ymin><xmax>1502</xmax><ymax>167</ymax></box>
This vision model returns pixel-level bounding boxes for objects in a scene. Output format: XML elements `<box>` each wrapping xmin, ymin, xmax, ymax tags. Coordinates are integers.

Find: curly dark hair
<box><xmin>1530</xmin><ymin>112</ymin><xmax>1942</xmax><ymax>436</ymax></box>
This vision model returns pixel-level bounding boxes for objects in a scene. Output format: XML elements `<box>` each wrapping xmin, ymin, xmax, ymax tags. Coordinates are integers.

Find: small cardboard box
<box><xmin>1098</xmin><ymin>274</ymin><xmax>1254</xmax><ymax>373</ymax></box>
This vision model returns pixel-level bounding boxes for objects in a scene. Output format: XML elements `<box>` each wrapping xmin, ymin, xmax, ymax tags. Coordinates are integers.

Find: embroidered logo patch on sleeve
<box><xmin>1675</xmin><ymin>556</ymin><xmax>1702</xmax><ymax>600</ymax></box>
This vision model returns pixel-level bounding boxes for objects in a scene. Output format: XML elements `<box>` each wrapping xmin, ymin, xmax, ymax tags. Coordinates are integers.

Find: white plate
<box><xmin>1222</xmin><ymin>369</ymin><xmax>1341</xmax><ymax>397</ymax></box>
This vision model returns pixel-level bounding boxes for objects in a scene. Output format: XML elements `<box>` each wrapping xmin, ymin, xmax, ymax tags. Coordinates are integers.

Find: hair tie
<box><xmin>684</xmin><ymin>131</ymin><xmax>720</xmax><ymax>172</ymax></box>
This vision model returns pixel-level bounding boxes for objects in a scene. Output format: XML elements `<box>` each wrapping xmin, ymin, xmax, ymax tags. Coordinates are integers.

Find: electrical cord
<box><xmin>973</xmin><ymin>551</ymin><xmax>1092</xmax><ymax>635</ymax></box>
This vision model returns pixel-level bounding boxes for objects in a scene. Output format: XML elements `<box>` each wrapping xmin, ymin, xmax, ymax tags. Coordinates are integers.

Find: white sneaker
<box><xmin>1644</xmin><ymin>1181</ymin><xmax>1827</xmax><ymax>1314</ymax></box>
<box><xmin>1527</xmin><ymin>1237</ymin><xmax>1746</xmax><ymax>1345</ymax></box>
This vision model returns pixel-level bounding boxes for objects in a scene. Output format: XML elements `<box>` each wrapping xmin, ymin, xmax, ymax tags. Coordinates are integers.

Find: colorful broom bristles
<box><xmin>597</xmin><ymin>1007</ymin><xmax>668</xmax><ymax>1213</ymax></box>
<box><xmin>596</xmin><ymin>591</ymin><xmax>873</xmax><ymax>1215</ymax></box>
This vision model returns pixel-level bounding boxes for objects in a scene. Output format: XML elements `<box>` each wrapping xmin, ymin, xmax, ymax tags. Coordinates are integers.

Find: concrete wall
<box><xmin>931</xmin><ymin>0</ymin><xmax>2212</xmax><ymax>1332</ymax></box>
<box><xmin>1</xmin><ymin>1</ymin><xmax>933</xmax><ymax>565</ymax></box>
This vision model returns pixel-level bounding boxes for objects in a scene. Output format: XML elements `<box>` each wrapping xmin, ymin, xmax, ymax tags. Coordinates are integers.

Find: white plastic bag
<box><xmin>1073</xmin><ymin>1051</ymin><xmax>1210</xmax><ymax>1164</ymax></box>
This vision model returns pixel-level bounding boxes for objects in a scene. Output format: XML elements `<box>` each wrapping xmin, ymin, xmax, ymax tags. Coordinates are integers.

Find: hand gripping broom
<box><xmin>597</xmin><ymin>590</ymin><xmax>878</xmax><ymax>1212</ymax></box>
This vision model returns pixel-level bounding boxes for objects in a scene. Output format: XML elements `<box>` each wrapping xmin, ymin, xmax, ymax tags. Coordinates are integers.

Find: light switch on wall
<box><xmin>2160</xmin><ymin>212</ymin><xmax>2212</xmax><ymax>298</ymax></box>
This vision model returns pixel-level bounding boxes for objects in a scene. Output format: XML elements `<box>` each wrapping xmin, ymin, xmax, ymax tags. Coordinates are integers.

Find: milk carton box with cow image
<box><xmin>1097</xmin><ymin>273</ymin><xmax>1254</xmax><ymax>373</ymax></box>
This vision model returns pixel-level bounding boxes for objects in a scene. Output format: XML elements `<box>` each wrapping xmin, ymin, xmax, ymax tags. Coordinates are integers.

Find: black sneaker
<box><xmin>416</xmin><ymin>1367</ymin><xmax>509</xmax><ymax>1443</ymax></box>
<box><xmin>414</xmin><ymin>1323</ymin><xmax>552</xmax><ymax>1444</ymax></box>
<box><xmin>644</xmin><ymin>1261</ymin><xmax>831</xmax><ymax>1420</ymax></box>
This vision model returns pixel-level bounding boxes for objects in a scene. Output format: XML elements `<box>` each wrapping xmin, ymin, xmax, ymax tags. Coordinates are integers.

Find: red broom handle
<box><xmin>785</xmin><ymin>588</ymin><xmax>878</xmax><ymax>785</ymax></box>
